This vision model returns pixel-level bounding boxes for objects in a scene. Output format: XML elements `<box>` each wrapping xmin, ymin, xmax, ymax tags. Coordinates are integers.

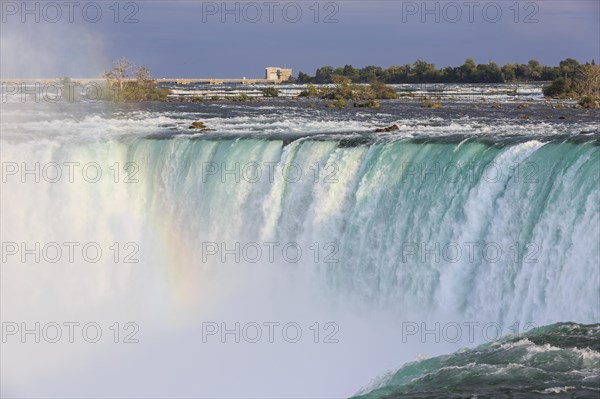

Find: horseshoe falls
<box><xmin>1</xmin><ymin>102</ymin><xmax>599</xmax><ymax>398</ymax></box>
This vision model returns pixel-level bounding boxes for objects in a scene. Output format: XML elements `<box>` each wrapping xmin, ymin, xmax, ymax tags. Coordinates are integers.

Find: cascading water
<box><xmin>98</xmin><ymin>136</ymin><xmax>600</xmax><ymax>325</ymax></box>
<box><xmin>1</xmin><ymin>103</ymin><xmax>599</xmax><ymax>397</ymax></box>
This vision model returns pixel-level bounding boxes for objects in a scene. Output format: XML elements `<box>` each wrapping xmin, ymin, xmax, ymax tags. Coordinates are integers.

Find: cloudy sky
<box><xmin>1</xmin><ymin>0</ymin><xmax>598</xmax><ymax>78</ymax></box>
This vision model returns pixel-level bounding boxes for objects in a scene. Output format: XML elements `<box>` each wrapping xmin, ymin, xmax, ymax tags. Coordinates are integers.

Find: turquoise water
<box><xmin>355</xmin><ymin>322</ymin><xmax>600</xmax><ymax>398</ymax></box>
<box><xmin>123</xmin><ymin>137</ymin><xmax>599</xmax><ymax>324</ymax></box>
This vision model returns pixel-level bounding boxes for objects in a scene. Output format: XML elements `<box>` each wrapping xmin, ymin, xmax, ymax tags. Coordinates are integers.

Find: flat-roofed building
<box><xmin>265</xmin><ymin>67</ymin><xmax>292</xmax><ymax>82</ymax></box>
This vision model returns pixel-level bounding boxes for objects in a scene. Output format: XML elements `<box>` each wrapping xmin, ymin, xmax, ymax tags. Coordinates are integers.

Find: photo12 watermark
<box><xmin>1</xmin><ymin>161</ymin><xmax>140</xmax><ymax>184</ymax></box>
<box><xmin>397</xmin><ymin>160</ymin><xmax>539</xmax><ymax>185</ymax></box>
<box><xmin>399</xmin><ymin>241</ymin><xmax>540</xmax><ymax>264</ymax></box>
<box><xmin>201</xmin><ymin>321</ymin><xmax>339</xmax><ymax>343</ymax></box>
<box><xmin>199</xmin><ymin>1</ymin><xmax>340</xmax><ymax>24</ymax></box>
<box><xmin>1</xmin><ymin>81</ymin><xmax>131</xmax><ymax>104</ymax></box>
<box><xmin>401</xmin><ymin>321</ymin><xmax>538</xmax><ymax>343</ymax></box>
<box><xmin>400</xmin><ymin>1</ymin><xmax>539</xmax><ymax>24</ymax></box>
<box><xmin>1</xmin><ymin>241</ymin><xmax>140</xmax><ymax>264</ymax></box>
<box><xmin>2</xmin><ymin>321</ymin><xmax>140</xmax><ymax>343</ymax></box>
<box><xmin>201</xmin><ymin>161</ymin><xmax>339</xmax><ymax>184</ymax></box>
<box><xmin>0</xmin><ymin>1</ymin><xmax>140</xmax><ymax>24</ymax></box>
<box><xmin>199</xmin><ymin>241</ymin><xmax>339</xmax><ymax>264</ymax></box>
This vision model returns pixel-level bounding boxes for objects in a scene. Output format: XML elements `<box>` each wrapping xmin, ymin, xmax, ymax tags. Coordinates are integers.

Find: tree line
<box><xmin>295</xmin><ymin>58</ymin><xmax>595</xmax><ymax>84</ymax></box>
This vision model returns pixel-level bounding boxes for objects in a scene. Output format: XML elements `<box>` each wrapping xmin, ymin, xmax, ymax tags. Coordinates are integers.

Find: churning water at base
<box><xmin>355</xmin><ymin>322</ymin><xmax>600</xmax><ymax>399</ymax></box>
<box><xmin>1</xmin><ymin>101</ymin><xmax>599</xmax><ymax>397</ymax></box>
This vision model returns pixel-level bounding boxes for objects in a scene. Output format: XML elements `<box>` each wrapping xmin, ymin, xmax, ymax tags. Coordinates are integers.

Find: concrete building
<box><xmin>265</xmin><ymin>67</ymin><xmax>292</xmax><ymax>82</ymax></box>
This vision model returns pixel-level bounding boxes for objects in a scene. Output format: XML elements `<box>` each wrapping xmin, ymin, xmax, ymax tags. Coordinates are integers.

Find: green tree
<box><xmin>502</xmin><ymin>64</ymin><xmax>517</xmax><ymax>82</ymax></box>
<box><xmin>459</xmin><ymin>59</ymin><xmax>477</xmax><ymax>82</ymax></box>
<box><xmin>382</xmin><ymin>66</ymin><xmax>405</xmax><ymax>83</ymax></box>
<box><xmin>528</xmin><ymin>59</ymin><xmax>542</xmax><ymax>79</ymax></box>
<box><xmin>358</xmin><ymin>65</ymin><xmax>384</xmax><ymax>82</ymax></box>
<box><xmin>342</xmin><ymin>64</ymin><xmax>358</xmax><ymax>80</ymax></box>
<box><xmin>296</xmin><ymin>72</ymin><xmax>312</xmax><ymax>83</ymax></box>
<box><xmin>559</xmin><ymin>58</ymin><xmax>580</xmax><ymax>79</ymax></box>
<box><xmin>477</xmin><ymin>62</ymin><xmax>504</xmax><ymax>83</ymax></box>
<box><xmin>411</xmin><ymin>60</ymin><xmax>436</xmax><ymax>81</ymax></box>
<box><xmin>315</xmin><ymin>66</ymin><xmax>334</xmax><ymax>83</ymax></box>
<box><xmin>542</xmin><ymin>77</ymin><xmax>572</xmax><ymax>97</ymax></box>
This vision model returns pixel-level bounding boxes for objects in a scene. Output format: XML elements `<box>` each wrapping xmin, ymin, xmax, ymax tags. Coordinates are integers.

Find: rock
<box><xmin>189</xmin><ymin>121</ymin><xmax>206</xmax><ymax>129</ymax></box>
<box><xmin>558</xmin><ymin>116</ymin><xmax>566</xmax><ymax>119</ymax></box>
<box><xmin>375</xmin><ymin>124</ymin><xmax>400</xmax><ymax>132</ymax></box>
<box><xmin>325</xmin><ymin>99</ymin><xmax>347</xmax><ymax>109</ymax></box>
<box><xmin>354</xmin><ymin>100</ymin><xmax>381</xmax><ymax>108</ymax></box>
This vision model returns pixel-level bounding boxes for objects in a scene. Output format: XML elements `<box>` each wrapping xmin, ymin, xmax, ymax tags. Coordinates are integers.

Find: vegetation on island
<box><xmin>261</xmin><ymin>87</ymin><xmax>280</xmax><ymax>97</ymax></box>
<box><xmin>103</xmin><ymin>58</ymin><xmax>171</xmax><ymax>102</ymax></box>
<box><xmin>542</xmin><ymin>63</ymin><xmax>600</xmax><ymax>107</ymax></box>
<box><xmin>300</xmin><ymin>76</ymin><xmax>398</xmax><ymax>107</ymax></box>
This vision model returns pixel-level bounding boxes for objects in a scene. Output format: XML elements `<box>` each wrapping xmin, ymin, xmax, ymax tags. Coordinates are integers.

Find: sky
<box><xmin>1</xmin><ymin>0</ymin><xmax>599</xmax><ymax>78</ymax></box>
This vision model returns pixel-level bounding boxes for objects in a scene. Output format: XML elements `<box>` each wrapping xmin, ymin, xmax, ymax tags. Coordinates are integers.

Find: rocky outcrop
<box><xmin>354</xmin><ymin>100</ymin><xmax>381</xmax><ymax>108</ymax></box>
<box><xmin>325</xmin><ymin>99</ymin><xmax>347</xmax><ymax>109</ymax></box>
<box><xmin>375</xmin><ymin>124</ymin><xmax>400</xmax><ymax>132</ymax></box>
<box><xmin>189</xmin><ymin>121</ymin><xmax>207</xmax><ymax>129</ymax></box>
